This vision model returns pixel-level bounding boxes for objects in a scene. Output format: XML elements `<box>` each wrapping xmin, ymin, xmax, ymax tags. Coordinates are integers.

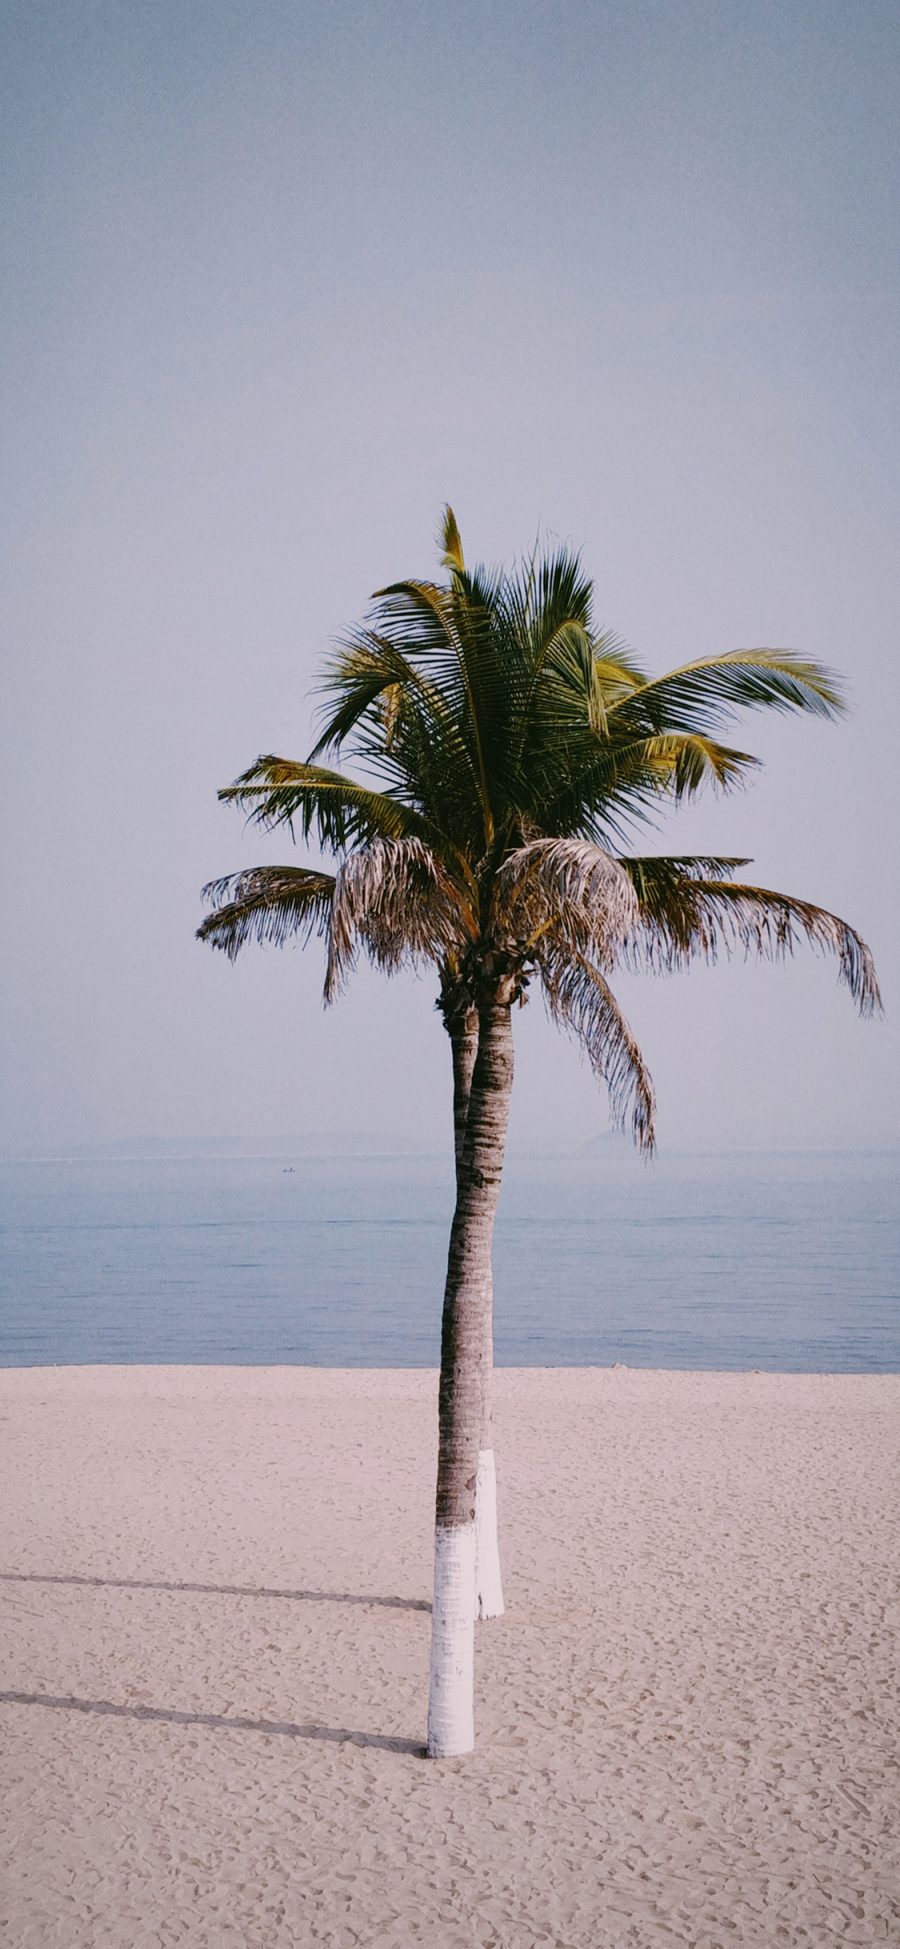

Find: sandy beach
<box><xmin>1</xmin><ymin>1365</ymin><xmax>898</xmax><ymax>1947</ymax></box>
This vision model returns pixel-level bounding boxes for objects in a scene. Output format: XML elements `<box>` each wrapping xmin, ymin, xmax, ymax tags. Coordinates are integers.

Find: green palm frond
<box><xmin>520</xmin><ymin>617</ymin><xmax>640</xmax><ymax>740</ymax></box>
<box><xmin>310</xmin><ymin>631</ymin><xmax>485</xmax><ymax>855</ymax></box>
<box><xmin>501</xmin><ymin>543</ymin><xmax>594</xmax><ymax>656</ymax></box>
<box><xmin>621</xmin><ymin>860</ymin><xmax>881</xmax><ymax>1016</ymax></box>
<box><xmin>639</xmin><ymin>733</ymin><xmax>759</xmax><ymax>796</ymax></box>
<box><xmin>539</xmin><ymin>945</ymin><xmax>656</xmax><ymax>1153</ymax></box>
<box><xmin>197</xmin><ymin>867</ymin><xmax>337</xmax><ymax>960</ymax></box>
<box><xmin>525</xmin><ymin>617</ymin><xmax>607</xmax><ymax>736</ymax></box>
<box><xmin>607</xmin><ymin>650</ymin><xmax>843</xmax><ymax>739</ymax></box>
<box><xmin>311</xmin><ymin>631</ymin><xmax>470</xmax><ymax>767</ymax></box>
<box><xmin>538</xmin><ymin>731</ymin><xmax>761</xmax><ymax>844</ymax></box>
<box><xmin>622</xmin><ymin>855</ymin><xmax>751</xmax><ymax>890</ymax></box>
<box><xmin>218</xmin><ymin>755</ymin><xmax>436</xmax><ymax>849</ymax></box>
<box><xmin>364</xmin><ymin>578</ymin><xmax>502</xmax><ymax>844</ymax></box>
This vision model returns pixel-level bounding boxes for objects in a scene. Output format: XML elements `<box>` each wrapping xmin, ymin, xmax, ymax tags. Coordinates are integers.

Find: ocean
<box><xmin>0</xmin><ymin>1146</ymin><xmax>897</xmax><ymax>1372</ymax></box>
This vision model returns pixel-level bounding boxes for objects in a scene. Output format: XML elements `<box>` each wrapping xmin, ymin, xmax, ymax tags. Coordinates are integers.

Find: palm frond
<box><xmin>526</xmin><ymin>726</ymin><xmax>763</xmax><ymax>844</ymax></box>
<box><xmin>539</xmin><ymin>946</ymin><xmax>656</xmax><ymax>1153</ymax></box>
<box><xmin>639</xmin><ymin>732</ymin><xmax>759</xmax><ymax>795</ymax></box>
<box><xmin>607</xmin><ymin>650</ymin><xmax>844</xmax><ymax>739</ymax></box>
<box><xmin>621</xmin><ymin>863</ymin><xmax>881</xmax><ymax>1016</ymax></box>
<box><xmin>311</xmin><ymin>630</ymin><xmax>471</xmax><ymax>768</ymax></box>
<box><xmin>495</xmin><ymin>836</ymin><xmax>639</xmax><ymax>958</ymax></box>
<box><xmin>439</xmin><ymin>505</ymin><xmax>465</xmax><ymax>577</ymax></box>
<box><xmin>623</xmin><ymin>855</ymin><xmax>751</xmax><ymax>889</ymax></box>
<box><xmin>501</xmin><ymin>542</ymin><xmax>594</xmax><ymax>652</ymax></box>
<box><xmin>218</xmin><ymin>755</ymin><xmax>435</xmax><ymax>849</ymax></box>
<box><xmin>365</xmin><ymin>578</ymin><xmax>500</xmax><ymax>844</ymax></box>
<box><xmin>309</xmin><ymin>630</ymin><xmax>487</xmax><ymax>862</ymax></box>
<box><xmin>325</xmin><ymin>838</ymin><xmax>474</xmax><ymax>1001</ymax></box>
<box><xmin>197</xmin><ymin>867</ymin><xmax>336</xmax><ymax>961</ymax></box>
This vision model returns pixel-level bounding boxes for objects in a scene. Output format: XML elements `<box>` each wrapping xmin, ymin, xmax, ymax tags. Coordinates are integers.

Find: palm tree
<box><xmin>198</xmin><ymin>510</ymin><xmax>879</xmax><ymax>1756</ymax></box>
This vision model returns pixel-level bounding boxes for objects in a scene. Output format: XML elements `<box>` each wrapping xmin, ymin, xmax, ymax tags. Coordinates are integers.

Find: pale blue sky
<box><xmin>3</xmin><ymin>0</ymin><xmax>898</xmax><ymax>1156</ymax></box>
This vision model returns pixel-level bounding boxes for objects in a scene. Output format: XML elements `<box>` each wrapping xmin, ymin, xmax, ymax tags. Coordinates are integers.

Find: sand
<box><xmin>1</xmin><ymin>1365</ymin><xmax>898</xmax><ymax>1948</ymax></box>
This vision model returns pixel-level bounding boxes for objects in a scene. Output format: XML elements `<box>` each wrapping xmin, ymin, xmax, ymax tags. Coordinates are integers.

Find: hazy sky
<box><xmin>3</xmin><ymin>0</ymin><xmax>898</xmax><ymax>1157</ymax></box>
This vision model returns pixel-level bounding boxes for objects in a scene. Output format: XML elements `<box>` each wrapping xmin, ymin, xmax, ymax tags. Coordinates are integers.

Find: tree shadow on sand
<box><xmin>0</xmin><ymin>1570</ymin><xmax>429</xmax><ymax>1611</ymax></box>
<box><xmin>0</xmin><ymin>1571</ymin><xmax>429</xmax><ymax>1755</ymax></box>
<box><xmin>0</xmin><ymin>1689</ymin><xmax>424</xmax><ymax>1754</ymax></box>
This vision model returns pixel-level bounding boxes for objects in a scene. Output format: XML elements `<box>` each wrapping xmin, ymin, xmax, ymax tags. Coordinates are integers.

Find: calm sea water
<box><xmin>0</xmin><ymin>1147</ymin><xmax>897</xmax><ymax>1372</ymax></box>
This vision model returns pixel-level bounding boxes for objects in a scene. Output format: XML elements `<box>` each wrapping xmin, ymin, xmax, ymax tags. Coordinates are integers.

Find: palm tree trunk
<box><xmin>450</xmin><ymin>1005</ymin><xmax>479</xmax><ymax>1176</ymax></box>
<box><xmin>449</xmin><ymin>1010</ymin><xmax>505</xmax><ymax>1623</ymax></box>
<box><xmin>427</xmin><ymin>1001</ymin><xmax>514</xmax><ymax>1757</ymax></box>
<box><xmin>474</xmin><ymin>1322</ymin><xmax>504</xmax><ymax>1619</ymax></box>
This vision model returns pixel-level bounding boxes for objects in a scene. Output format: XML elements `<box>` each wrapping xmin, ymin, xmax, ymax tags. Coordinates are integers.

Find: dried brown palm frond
<box><xmin>538</xmin><ymin>943</ymin><xmax>656</xmax><ymax>1153</ymax></box>
<box><xmin>325</xmin><ymin>838</ymin><xmax>475</xmax><ymax>1000</ymax></box>
<box><xmin>197</xmin><ymin>868</ymin><xmax>337</xmax><ymax>960</ymax></box>
<box><xmin>495</xmin><ymin>836</ymin><xmax>639</xmax><ymax>962</ymax></box>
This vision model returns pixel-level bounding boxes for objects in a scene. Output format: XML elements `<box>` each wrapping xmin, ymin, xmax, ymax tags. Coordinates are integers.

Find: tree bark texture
<box><xmin>448</xmin><ymin>1007</ymin><xmax>505</xmax><ymax>1622</ymax></box>
<box><xmin>450</xmin><ymin>1007</ymin><xmax>479</xmax><ymax>1178</ymax></box>
<box><xmin>427</xmin><ymin>1002</ymin><xmax>514</xmax><ymax>1755</ymax></box>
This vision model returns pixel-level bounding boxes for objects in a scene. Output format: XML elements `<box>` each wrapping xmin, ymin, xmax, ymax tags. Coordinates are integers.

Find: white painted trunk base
<box><xmin>427</xmin><ymin>1524</ymin><xmax>476</xmax><ymax>1757</ymax></box>
<box><xmin>474</xmin><ymin>1447</ymin><xmax>505</xmax><ymax>1621</ymax></box>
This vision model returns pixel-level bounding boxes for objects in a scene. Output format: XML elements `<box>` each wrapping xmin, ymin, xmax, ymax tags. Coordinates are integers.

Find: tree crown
<box><xmin>199</xmin><ymin>510</ymin><xmax>880</xmax><ymax>1150</ymax></box>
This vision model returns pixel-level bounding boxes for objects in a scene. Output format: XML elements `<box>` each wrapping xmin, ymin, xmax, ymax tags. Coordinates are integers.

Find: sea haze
<box><xmin>0</xmin><ymin>1146</ymin><xmax>897</xmax><ymax>1372</ymax></box>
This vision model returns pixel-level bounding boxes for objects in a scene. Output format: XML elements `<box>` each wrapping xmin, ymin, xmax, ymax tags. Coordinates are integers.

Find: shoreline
<box><xmin>4</xmin><ymin>1358</ymin><xmax>900</xmax><ymax>1375</ymax></box>
<box><xmin>3</xmin><ymin>1365</ymin><xmax>898</xmax><ymax>1946</ymax></box>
